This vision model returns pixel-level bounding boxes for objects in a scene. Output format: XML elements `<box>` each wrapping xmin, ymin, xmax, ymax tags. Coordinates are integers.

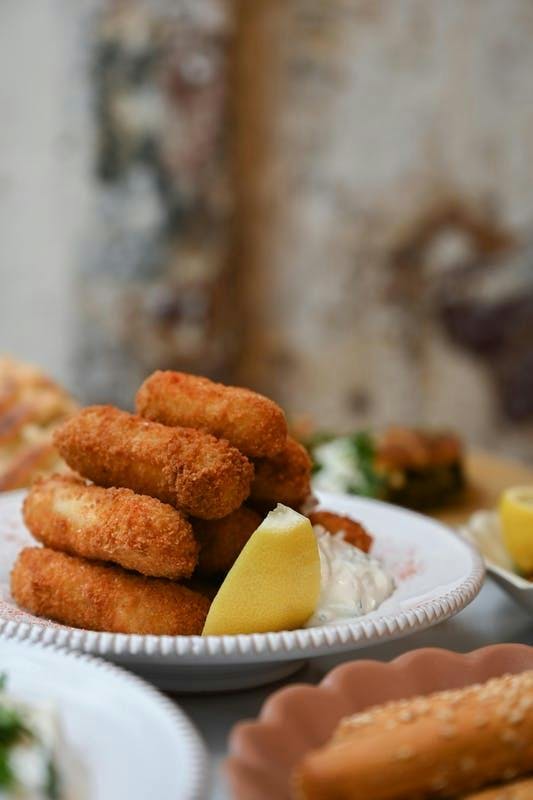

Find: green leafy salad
<box><xmin>0</xmin><ymin>675</ymin><xmax>61</xmax><ymax>799</ymax></box>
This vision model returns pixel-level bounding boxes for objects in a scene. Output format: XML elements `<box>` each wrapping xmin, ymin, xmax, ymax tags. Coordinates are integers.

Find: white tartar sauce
<box><xmin>306</xmin><ymin>526</ymin><xmax>394</xmax><ymax>627</ymax></box>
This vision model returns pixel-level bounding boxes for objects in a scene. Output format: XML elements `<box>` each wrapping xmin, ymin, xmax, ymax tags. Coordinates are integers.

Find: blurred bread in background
<box><xmin>0</xmin><ymin>357</ymin><xmax>77</xmax><ymax>491</ymax></box>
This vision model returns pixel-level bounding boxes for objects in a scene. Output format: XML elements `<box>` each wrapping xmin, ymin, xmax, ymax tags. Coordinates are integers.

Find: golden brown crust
<box><xmin>251</xmin><ymin>437</ymin><xmax>312</xmax><ymax>508</ymax></box>
<box><xmin>295</xmin><ymin>670</ymin><xmax>533</xmax><ymax>800</ymax></box>
<box><xmin>11</xmin><ymin>547</ymin><xmax>210</xmax><ymax>635</ymax></box>
<box><xmin>54</xmin><ymin>405</ymin><xmax>254</xmax><ymax>520</ymax></box>
<box><xmin>136</xmin><ymin>370</ymin><xmax>288</xmax><ymax>459</ymax></box>
<box><xmin>193</xmin><ymin>506</ymin><xmax>262</xmax><ymax>576</ymax></box>
<box><xmin>23</xmin><ymin>474</ymin><xmax>198</xmax><ymax>579</ymax></box>
<box><xmin>307</xmin><ymin>510</ymin><xmax>372</xmax><ymax>553</ymax></box>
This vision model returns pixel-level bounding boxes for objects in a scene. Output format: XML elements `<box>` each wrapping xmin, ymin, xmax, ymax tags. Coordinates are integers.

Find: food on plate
<box><xmin>499</xmin><ymin>487</ymin><xmax>533</xmax><ymax>574</ymax></box>
<box><xmin>309</xmin><ymin>427</ymin><xmax>464</xmax><ymax>510</ymax></box>
<box><xmin>23</xmin><ymin>474</ymin><xmax>198</xmax><ymax>579</ymax></box>
<box><xmin>193</xmin><ymin>506</ymin><xmax>262</xmax><ymax>577</ymax></box>
<box><xmin>306</xmin><ymin>525</ymin><xmax>393</xmax><ymax>627</ymax></box>
<box><xmin>54</xmin><ymin>405</ymin><xmax>253</xmax><ymax>519</ymax></box>
<box><xmin>251</xmin><ymin>437</ymin><xmax>312</xmax><ymax>509</ymax></box>
<box><xmin>294</xmin><ymin>669</ymin><xmax>533</xmax><ymax>800</ymax></box>
<box><xmin>136</xmin><ymin>370</ymin><xmax>288</xmax><ymax>458</ymax></box>
<box><xmin>11</xmin><ymin>547</ymin><xmax>210</xmax><ymax>635</ymax></box>
<box><xmin>0</xmin><ymin>357</ymin><xmax>77</xmax><ymax>492</ymax></box>
<box><xmin>202</xmin><ymin>504</ymin><xmax>321</xmax><ymax>636</ymax></box>
<box><xmin>12</xmin><ymin>368</ymin><xmax>394</xmax><ymax>637</ymax></box>
<box><xmin>307</xmin><ymin>510</ymin><xmax>372</xmax><ymax>553</ymax></box>
<box><xmin>0</xmin><ymin>674</ymin><xmax>80</xmax><ymax>800</ymax></box>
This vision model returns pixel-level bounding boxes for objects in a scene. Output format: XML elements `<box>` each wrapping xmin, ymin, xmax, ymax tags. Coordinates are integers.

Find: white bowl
<box><xmin>0</xmin><ymin>636</ymin><xmax>208</xmax><ymax>799</ymax></box>
<box><xmin>0</xmin><ymin>490</ymin><xmax>484</xmax><ymax>692</ymax></box>
<box><xmin>460</xmin><ymin>509</ymin><xmax>533</xmax><ymax>612</ymax></box>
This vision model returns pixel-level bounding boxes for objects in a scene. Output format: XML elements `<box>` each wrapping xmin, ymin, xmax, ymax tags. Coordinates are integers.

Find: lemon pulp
<box><xmin>202</xmin><ymin>504</ymin><xmax>321</xmax><ymax>636</ymax></box>
<box><xmin>500</xmin><ymin>486</ymin><xmax>533</xmax><ymax>573</ymax></box>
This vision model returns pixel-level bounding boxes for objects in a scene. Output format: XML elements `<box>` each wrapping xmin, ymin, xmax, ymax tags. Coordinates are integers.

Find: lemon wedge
<box><xmin>500</xmin><ymin>486</ymin><xmax>533</xmax><ymax>573</ymax></box>
<box><xmin>202</xmin><ymin>504</ymin><xmax>321</xmax><ymax>636</ymax></box>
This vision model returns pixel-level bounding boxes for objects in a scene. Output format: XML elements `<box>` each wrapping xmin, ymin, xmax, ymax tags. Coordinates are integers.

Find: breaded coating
<box><xmin>193</xmin><ymin>506</ymin><xmax>262</xmax><ymax>577</ymax></box>
<box><xmin>11</xmin><ymin>547</ymin><xmax>210</xmax><ymax>635</ymax></box>
<box><xmin>54</xmin><ymin>406</ymin><xmax>254</xmax><ymax>520</ymax></box>
<box><xmin>250</xmin><ymin>436</ymin><xmax>312</xmax><ymax>508</ymax></box>
<box><xmin>23</xmin><ymin>474</ymin><xmax>198</xmax><ymax>579</ymax></box>
<box><xmin>136</xmin><ymin>370</ymin><xmax>287</xmax><ymax>458</ymax></box>
<box><xmin>308</xmin><ymin>510</ymin><xmax>373</xmax><ymax>553</ymax></box>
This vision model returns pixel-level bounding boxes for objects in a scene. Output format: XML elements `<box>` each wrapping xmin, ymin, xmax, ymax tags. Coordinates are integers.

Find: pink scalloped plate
<box><xmin>227</xmin><ymin>644</ymin><xmax>533</xmax><ymax>800</ymax></box>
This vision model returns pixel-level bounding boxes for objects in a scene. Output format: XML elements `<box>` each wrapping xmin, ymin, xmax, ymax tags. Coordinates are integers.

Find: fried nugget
<box><xmin>250</xmin><ymin>436</ymin><xmax>312</xmax><ymax>508</ymax></box>
<box><xmin>307</xmin><ymin>510</ymin><xmax>373</xmax><ymax>553</ymax></box>
<box><xmin>193</xmin><ymin>506</ymin><xmax>262</xmax><ymax>577</ymax></box>
<box><xmin>11</xmin><ymin>547</ymin><xmax>210</xmax><ymax>635</ymax></box>
<box><xmin>54</xmin><ymin>406</ymin><xmax>253</xmax><ymax>520</ymax></box>
<box><xmin>23</xmin><ymin>474</ymin><xmax>198</xmax><ymax>579</ymax></box>
<box><xmin>136</xmin><ymin>371</ymin><xmax>287</xmax><ymax>458</ymax></box>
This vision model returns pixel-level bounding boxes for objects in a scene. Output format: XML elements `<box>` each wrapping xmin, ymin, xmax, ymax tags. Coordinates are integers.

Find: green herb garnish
<box><xmin>346</xmin><ymin>432</ymin><xmax>387</xmax><ymax>499</ymax></box>
<box><xmin>308</xmin><ymin>430</ymin><xmax>388</xmax><ymax>499</ymax></box>
<box><xmin>0</xmin><ymin>675</ymin><xmax>34</xmax><ymax>790</ymax></box>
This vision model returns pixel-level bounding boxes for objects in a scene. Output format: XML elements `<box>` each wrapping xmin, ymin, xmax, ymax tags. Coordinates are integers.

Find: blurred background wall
<box><xmin>1</xmin><ymin>0</ymin><xmax>533</xmax><ymax>460</ymax></box>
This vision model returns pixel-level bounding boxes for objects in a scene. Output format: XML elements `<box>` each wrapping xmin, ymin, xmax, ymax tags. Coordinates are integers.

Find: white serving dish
<box><xmin>460</xmin><ymin>509</ymin><xmax>533</xmax><ymax>613</ymax></box>
<box><xmin>0</xmin><ymin>636</ymin><xmax>208</xmax><ymax>799</ymax></box>
<box><xmin>0</xmin><ymin>490</ymin><xmax>484</xmax><ymax>692</ymax></box>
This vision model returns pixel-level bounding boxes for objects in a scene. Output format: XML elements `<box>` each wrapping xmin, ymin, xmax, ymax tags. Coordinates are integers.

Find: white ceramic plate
<box><xmin>0</xmin><ymin>490</ymin><xmax>484</xmax><ymax>692</ymax></box>
<box><xmin>460</xmin><ymin>509</ymin><xmax>533</xmax><ymax>613</ymax></box>
<box><xmin>0</xmin><ymin>636</ymin><xmax>208</xmax><ymax>799</ymax></box>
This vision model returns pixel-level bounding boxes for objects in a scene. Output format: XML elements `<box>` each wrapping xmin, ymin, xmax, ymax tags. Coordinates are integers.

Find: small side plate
<box><xmin>227</xmin><ymin>644</ymin><xmax>533</xmax><ymax>800</ymax></box>
<box><xmin>460</xmin><ymin>510</ymin><xmax>533</xmax><ymax>612</ymax></box>
<box><xmin>0</xmin><ymin>637</ymin><xmax>208</xmax><ymax>799</ymax></box>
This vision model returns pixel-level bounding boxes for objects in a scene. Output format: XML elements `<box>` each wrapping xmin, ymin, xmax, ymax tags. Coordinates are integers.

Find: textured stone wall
<box><xmin>75</xmin><ymin>0</ymin><xmax>236</xmax><ymax>409</ymax></box>
<box><xmin>1</xmin><ymin>0</ymin><xmax>533</xmax><ymax>461</ymax></box>
<box><xmin>235</xmin><ymin>0</ymin><xmax>533</xmax><ymax>460</ymax></box>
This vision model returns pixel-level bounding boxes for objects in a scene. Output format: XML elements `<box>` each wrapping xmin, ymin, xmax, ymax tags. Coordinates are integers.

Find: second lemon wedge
<box><xmin>500</xmin><ymin>486</ymin><xmax>533</xmax><ymax>573</ymax></box>
<box><xmin>202</xmin><ymin>504</ymin><xmax>321</xmax><ymax>636</ymax></box>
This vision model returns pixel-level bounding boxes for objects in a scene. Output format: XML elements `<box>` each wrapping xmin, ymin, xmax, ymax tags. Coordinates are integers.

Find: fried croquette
<box><xmin>307</xmin><ymin>510</ymin><xmax>373</xmax><ymax>553</ymax></box>
<box><xmin>11</xmin><ymin>547</ymin><xmax>210</xmax><ymax>635</ymax></box>
<box><xmin>54</xmin><ymin>406</ymin><xmax>254</xmax><ymax>520</ymax></box>
<box><xmin>250</xmin><ymin>436</ymin><xmax>312</xmax><ymax>508</ymax></box>
<box><xmin>193</xmin><ymin>506</ymin><xmax>262</xmax><ymax>577</ymax></box>
<box><xmin>23</xmin><ymin>474</ymin><xmax>198</xmax><ymax>579</ymax></box>
<box><xmin>136</xmin><ymin>371</ymin><xmax>288</xmax><ymax>458</ymax></box>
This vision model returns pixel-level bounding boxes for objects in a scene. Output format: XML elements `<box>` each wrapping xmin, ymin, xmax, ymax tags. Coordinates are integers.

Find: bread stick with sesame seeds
<box><xmin>294</xmin><ymin>671</ymin><xmax>533</xmax><ymax>800</ymax></box>
<box><xmin>54</xmin><ymin>405</ymin><xmax>254</xmax><ymax>520</ymax></box>
<box><xmin>464</xmin><ymin>776</ymin><xmax>533</xmax><ymax>799</ymax></box>
<box><xmin>136</xmin><ymin>370</ymin><xmax>288</xmax><ymax>458</ymax></box>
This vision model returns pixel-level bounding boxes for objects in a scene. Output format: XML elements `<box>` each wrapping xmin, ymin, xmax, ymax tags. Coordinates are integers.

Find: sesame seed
<box><xmin>439</xmin><ymin>725</ymin><xmax>456</xmax><ymax>739</ymax></box>
<box><xmin>395</xmin><ymin>746</ymin><xmax>413</xmax><ymax>761</ymax></box>
<box><xmin>500</xmin><ymin>729</ymin><xmax>519</xmax><ymax>745</ymax></box>
<box><xmin>398</xmin><ymin>709</ymin><xmax>415</xmax><ymax>722</ymax></box>
<box><xmin>508</xmin><ymin>709</ymin><xmax>524</xmax><ymax>724</ymax></box>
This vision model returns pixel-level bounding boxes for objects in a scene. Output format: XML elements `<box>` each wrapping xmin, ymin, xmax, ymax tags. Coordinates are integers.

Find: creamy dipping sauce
<box><xmin>306</xmin><ymin>526</ymin><xmax>394</xmax><ymax>627</ymax></box>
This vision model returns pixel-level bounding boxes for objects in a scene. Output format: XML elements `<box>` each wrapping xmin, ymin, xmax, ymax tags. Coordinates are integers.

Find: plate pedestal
<box><xmin>110</xmin><ymin>656</ymin><xmax>308</xmax><ymax>693</ymax></box>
